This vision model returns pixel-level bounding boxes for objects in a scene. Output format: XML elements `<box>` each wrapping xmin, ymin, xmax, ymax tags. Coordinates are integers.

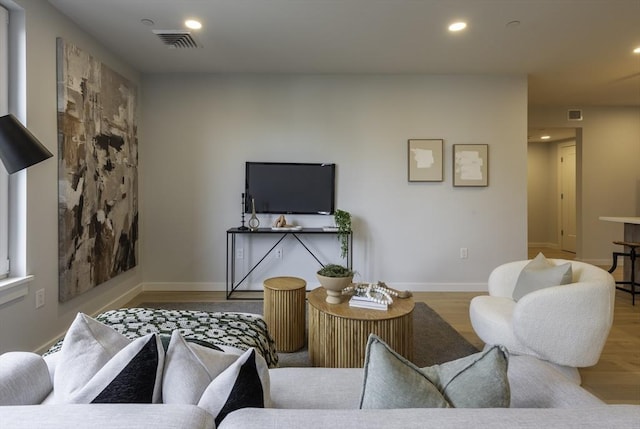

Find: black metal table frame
<box><xmin>226</xmin><ymin>228</ymin><xmax>352</xmax><ymax>300</ymax></box>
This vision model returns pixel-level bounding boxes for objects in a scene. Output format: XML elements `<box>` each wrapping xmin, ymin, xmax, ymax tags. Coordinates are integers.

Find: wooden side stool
<box><xmin>608</xmin><ymin>241</ymin><xmax>639</xmax><ymax>305</ymax></box>
<box><xmin>263</xmin><ymin>276</ymin><xmax>306</xmax><ymax>352</ymax></box>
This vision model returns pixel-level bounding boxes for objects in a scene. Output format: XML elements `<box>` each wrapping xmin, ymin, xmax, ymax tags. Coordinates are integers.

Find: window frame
<box><xmin>0</xmin><ymin>3</ymin><xmax>33</xmax><ymax>306</ymax></box>
<box><xmin>1</xmin><ymin>4</ymin><xmax>10</xmax><ymax>279</ymax></box>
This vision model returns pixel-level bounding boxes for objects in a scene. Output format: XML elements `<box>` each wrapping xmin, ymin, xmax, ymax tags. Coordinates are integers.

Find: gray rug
<box><xmin>137</xmin><ymin>301</ymin><xmax>478</xmax><ymax>367</ymax></box>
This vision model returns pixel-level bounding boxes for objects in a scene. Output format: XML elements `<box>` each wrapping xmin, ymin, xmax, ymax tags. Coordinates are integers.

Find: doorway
<box><xmin>527</xmin><ymin>128</ymin><xmax>578</xmax><ymax>254</ymax></box>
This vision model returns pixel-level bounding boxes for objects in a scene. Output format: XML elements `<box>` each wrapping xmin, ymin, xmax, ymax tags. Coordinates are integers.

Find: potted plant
<box><xmin>334</xmin><ymin>209</ymin><xmax>352</xmax><ymax>259</ymax></box>
<box><xmin>317</xmin><ymin>264</ymin><xmax>354</xmax><ymax>304</ymax></box>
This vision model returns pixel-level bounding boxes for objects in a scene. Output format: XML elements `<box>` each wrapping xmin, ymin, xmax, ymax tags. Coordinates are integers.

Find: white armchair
<box><xmin>469</xmin><ymin>259</ymin><xmax>615</xmax><ymax>383</ymax></box>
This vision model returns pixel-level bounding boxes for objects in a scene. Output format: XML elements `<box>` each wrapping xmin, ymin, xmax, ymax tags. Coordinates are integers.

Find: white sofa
<box><xmin>469</xmin><ymin>259</ymin><xmax>615</xmax><ymax>383</ymax></box>
<box><xmin>2</xmin><ymin>349</ymin><xmax>639</xmax><ymax>428</ymax></box>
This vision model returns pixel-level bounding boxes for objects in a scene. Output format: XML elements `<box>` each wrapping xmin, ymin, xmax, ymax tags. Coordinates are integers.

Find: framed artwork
<box><xmin>56</xmin><ymin>38</ymin><xmax>139</xmax><ymax>302</ymax></box>
<box><xmin>453</xmin><ymin>144</ymin><xmax>488</xmax><ymax>187</ymax></box>
<box><xmin>408</xmin><ymin>139</ymin><xmax>444</xmax><ymax>182</ymax></box>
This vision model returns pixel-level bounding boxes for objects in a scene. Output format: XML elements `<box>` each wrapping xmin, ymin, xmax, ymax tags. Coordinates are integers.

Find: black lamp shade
<box><xmin>0</xmin><ymin>114</ymin><xmax>53</xmax><ymax>174</ymax></box>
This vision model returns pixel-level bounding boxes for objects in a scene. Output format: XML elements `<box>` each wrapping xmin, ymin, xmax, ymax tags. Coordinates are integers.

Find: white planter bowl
<box><xmin>316</xmin><ymin>274</ymin><xmax>353</xmax><ymax>304</ymax></box>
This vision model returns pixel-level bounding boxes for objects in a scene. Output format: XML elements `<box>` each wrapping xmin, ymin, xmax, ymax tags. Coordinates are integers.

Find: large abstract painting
<box><xmin>56</xmin><ymin>38</ymin><xmax>138</xmax><ymax>302</ymax></box>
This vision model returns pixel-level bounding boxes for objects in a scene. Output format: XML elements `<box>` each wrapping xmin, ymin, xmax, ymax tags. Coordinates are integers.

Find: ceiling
<box><xmin>528</xmin><ymin>127</ymin><xmax>576</xmax><ymax>144</ymax></box>
<box><xmin>47</xmin><ymin>0</ymin><xmax>640</xmax><ymax>107</ymax></box>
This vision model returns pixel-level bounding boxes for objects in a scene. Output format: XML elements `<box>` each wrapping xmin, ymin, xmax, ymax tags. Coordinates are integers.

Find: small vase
<box><xmin>248</xmin><ymin>198</ymin><xmax>260</xmax><ymax>231</ymax></box>
<box><xmin>316</xmin><ymin>274</ymin><xmax>353</xmax><ymax>304</ymax></box>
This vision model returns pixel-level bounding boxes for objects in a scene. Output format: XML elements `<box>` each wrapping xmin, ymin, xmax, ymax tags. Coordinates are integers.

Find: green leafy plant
<box><xmin>334</xmin><ymin>209</ymin><xmax>352</xmax><ymax>259</ymax></box>
<box><xmin>317</xmin><ymin>264</ymin><xmax>354</xmax><ymax>278</ymax></box>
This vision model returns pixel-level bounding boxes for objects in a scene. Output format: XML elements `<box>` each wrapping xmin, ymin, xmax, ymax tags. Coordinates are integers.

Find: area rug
<box><xmin>137</xmin><ymin>301</ymin><xmax>478</xmax><ymax>367</ymax></box>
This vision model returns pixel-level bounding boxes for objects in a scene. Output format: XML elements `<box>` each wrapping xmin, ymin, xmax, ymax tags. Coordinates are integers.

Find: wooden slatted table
<box><xmin>263</xmin><ymin>276</ymin><xmax>307</xmax><ymax>352</ymax></box>
<box><xmin>307</xmin><ymin>287</ymin><xmax>414</xmax><ymax>368</ymax></box>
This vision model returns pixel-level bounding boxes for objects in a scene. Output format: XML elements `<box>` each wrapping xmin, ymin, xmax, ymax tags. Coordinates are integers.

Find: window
<box><xmin>0</xmin><ymin>5</ymin><xmax>9</xmax><ymax>279</ymax></box>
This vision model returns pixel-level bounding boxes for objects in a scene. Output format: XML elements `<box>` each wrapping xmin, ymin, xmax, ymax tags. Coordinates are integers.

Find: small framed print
<box><xmin>453</xmin><ymin>144</ymin><xmax>489</xmax><ymax>187</ymax></box>
<box><xmin>408</xmin><ymin>139</ymin><xmax>444</xmax><ymax>182</ymax></box>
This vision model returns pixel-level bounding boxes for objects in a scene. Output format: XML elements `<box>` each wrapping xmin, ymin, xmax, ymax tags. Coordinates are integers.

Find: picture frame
<box><xmin>453</xmin><ymin>144</ymin><xmax>489</xmax><ymax>187</ymax></box>
<box><xmin>408</xmin><ymin>139</ymin><xmax>444</xmax><ymax>182</ymax></box>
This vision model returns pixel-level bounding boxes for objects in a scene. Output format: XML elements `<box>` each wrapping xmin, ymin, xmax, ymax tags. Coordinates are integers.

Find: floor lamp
<box><xmin>0</xmin><ymin>114</ymin><xmax>53</xmax><ymax>174</ymax></box>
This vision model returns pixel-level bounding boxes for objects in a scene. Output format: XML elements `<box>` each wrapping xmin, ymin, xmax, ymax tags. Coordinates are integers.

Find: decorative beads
<box><xmin>343</xmin><ymin>282</ymin><xmax>396</xmax><ymax>305</ymax></box>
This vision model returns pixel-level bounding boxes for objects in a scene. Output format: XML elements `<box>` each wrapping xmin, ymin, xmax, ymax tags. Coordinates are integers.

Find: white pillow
<box><xmin>512</xmin><ymin>253</ymin><xmax>573</xmax><ymax>301</ymax></box>
<box><xmin>53</xmin><ymin>313</ymin><xmax>164</xmax><ymax>404</ymax></box>
<box><xmin>0</xmin><ymin>352</ymin><xmax>52</xmax><ymax>405</ymax></box>
<box><xmin>198</xmin><ymin>348</ymin><xmax>271</xmax><ymax>427</ymax></box>
<box><xmin>162</xmin><ymin>330</ymin><xmax>241</xmax><ymax>404</ymax></box>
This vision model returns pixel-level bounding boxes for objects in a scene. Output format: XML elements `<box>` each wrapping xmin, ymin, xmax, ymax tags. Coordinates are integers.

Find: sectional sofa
<box><xmin>2</xmin><ymin>342</ymin><xmax>638</xmax><ymax>428</ymax></box>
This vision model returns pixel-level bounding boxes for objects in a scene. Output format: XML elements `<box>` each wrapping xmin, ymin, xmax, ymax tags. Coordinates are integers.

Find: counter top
<box><xmin>599</xmin><ymin>216</ymin><xmax>640</xmax><ymax>225</ymax></box>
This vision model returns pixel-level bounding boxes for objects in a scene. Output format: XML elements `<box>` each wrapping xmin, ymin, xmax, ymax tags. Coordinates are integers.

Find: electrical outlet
<box><xmin>236</xmin><ymin>248</ymin><xmax>244</xmax><ymax>259</ymax></box>
<box><xmin>274</xmin><ymin>249</ymin><xmax>282</xmax><ymax>259</ymax></box>
<box><xmin>460</xmin><ymin>247</ymin><xmax>468</xmax><ymax>259</ymax></box>
<box><xmin>35</xmin><ymin>288</ymin><xmax>45</xmax><ymax>308</ymax></box>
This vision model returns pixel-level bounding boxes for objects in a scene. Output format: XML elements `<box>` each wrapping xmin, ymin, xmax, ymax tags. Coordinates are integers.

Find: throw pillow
<box><xmin>360</xmin><ymin>335</ymin><xmax>510</xmax><ymax>409</ymax></box>
<box><xmin>0</xmin><ymin>352</ymin><xmax>52</xmax><ymax>405</ymax></box>
<box><xmin>512</xmin><ymin>252</ymin><xmax>573</xmax><ymax>301</ymax></box>
<box><xmin>420</xmin><ymin>344</ymin><xmax>511</xmax><ymax>407</ymax></box>
<box><xmin>198</xmin><ymin>347</ymin><xmax>271</xmax><ymax>427</ymax></box>
<box><xmin>158</xmin><ymin>333</ymin><xmax>224</xmax><ymax>352</ymax></box>
<box><xmin>53</xmin><ymin>313</ymin><xmax>164</xmax><ymax>404</ymax></box>
<box><xmin>360</xmin><ymin>335</ymin><xmax>450</xmax><ymax>409</ymax></box>
<box><xmin>163</xmin><ymin>330</ymin><xmax>242</xmax><ymax>404</ymax></box>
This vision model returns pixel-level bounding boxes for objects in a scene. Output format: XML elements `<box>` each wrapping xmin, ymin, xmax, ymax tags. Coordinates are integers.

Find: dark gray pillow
<box><xmin>512</xmin><ymin>252</ymin><xmax>573</xmax><ymax>301</ymax></box>
<box><xmin>360</xmin><ymin>335</ymin><xmax>510</xmax><ymax>409</ymax></box>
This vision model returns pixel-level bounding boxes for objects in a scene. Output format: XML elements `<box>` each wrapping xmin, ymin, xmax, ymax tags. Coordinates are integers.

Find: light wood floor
<box><xmin>126</xmin><ymin>247</ymin><xmax>640</xmax><ymax>405</ymax></box>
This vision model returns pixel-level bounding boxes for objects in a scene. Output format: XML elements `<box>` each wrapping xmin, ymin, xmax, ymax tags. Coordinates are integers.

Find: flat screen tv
<box><xmin>245</xmin><ymin>162</ymin><xmax>335</xmax><ymax>214</ymax></box>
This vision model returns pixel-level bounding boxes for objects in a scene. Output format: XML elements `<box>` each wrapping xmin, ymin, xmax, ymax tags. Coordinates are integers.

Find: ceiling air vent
<box><xmin>152</xmin><ymin>30</ymin><xmax>201</xmax><ymax>49</ymax></box>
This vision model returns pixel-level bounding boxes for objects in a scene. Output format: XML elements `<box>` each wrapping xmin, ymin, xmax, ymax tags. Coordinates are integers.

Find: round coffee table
<box><xmin>307</xmin><ymin>287</ymin><xmax>414</xmax><ymax>368</ymax></box>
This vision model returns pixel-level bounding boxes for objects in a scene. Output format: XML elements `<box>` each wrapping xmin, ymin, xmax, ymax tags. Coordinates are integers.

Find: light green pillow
<box><xmin>421</xmin><ymin>344</ymin><xmax>510</xmax><ymax>407</ymax></box>
<box><xmin>360</xmin><ymin>335</ymin><xmax>510</xmax><ymax>409</ymax></box>
<box><xmin>513</xmin><ymin>252</ymin><xmax>573</xmax><ymax>301</ymax></box>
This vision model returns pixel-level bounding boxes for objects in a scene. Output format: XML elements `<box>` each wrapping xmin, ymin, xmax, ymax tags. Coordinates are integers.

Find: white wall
<box><xmin>142</xmin><ymin>74</ymin><xmax>529</xmax><ymax>292</ymax></box>
<box><xmin>0</xmin><ymin>1</ymin><xmax>531</xmax><ymax>354</ymax></box>
<box><xmin>529</xmin><ymin>106</ymin><xmax>640</xmax><ymax>263</ymax></box>
<box><xmin>527</xmin><ymin>141</ymin><xmax>556</xmax><ymax>246</ymax></box>
<box><xmin>0</xmin><ymin>0</ymin><xmax>142</xmax><ymax>353</ymax></box>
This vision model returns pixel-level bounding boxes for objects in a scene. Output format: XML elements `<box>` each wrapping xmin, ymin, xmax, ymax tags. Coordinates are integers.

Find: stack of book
<box><xmin>348</xmin><ymin>294</ymin><xmax>388</xmax><ymax>311</ymax></box>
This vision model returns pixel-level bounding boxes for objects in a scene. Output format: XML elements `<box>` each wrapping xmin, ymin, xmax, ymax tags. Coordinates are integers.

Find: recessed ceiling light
<box><xmin>448</xmin><ymin>21</ymin><xmax>467</xmax><ymax>32</ymax></box>
<box><xmin>541</xmin><ymin>135</ymin><xmax>551</xmax><ymax>140</ymax></box>
<box><xmin>140</xmin><ymin>18</ymin><xmax>155</xmax><ymax>26</ymax></box>
<box><xmin>185</xmin><ymin>19</ymin><xmax>202</xmax><ymax>30</ymax></box>
<box><xmin>633</xmin><ymin>46</ymin><xmax>640</xmax><ymax>54</ymax></box>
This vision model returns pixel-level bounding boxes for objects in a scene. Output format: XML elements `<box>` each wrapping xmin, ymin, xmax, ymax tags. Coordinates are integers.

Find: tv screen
<box><xmin>245</xmin><ymin>162</ymin><xmax>335</xmax><ymax>214</ymax></box>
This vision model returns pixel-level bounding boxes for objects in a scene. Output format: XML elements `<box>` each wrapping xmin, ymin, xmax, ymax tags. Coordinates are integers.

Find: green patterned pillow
<box><xmin>360</xmin><ymin>335</ymin><xmax>510</xmax><ymax>409</ymax></box>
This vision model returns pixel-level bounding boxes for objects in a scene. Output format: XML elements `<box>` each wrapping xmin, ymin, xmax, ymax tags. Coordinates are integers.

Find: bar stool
<box><xmin>608</xmin><ymin>241</ymin><xmax>639</xmax><ymax>305</ymax></box>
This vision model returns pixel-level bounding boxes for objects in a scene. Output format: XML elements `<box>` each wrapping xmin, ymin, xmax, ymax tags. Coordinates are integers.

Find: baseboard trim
<box><xmin>140</xmin><ymin>281</ymin><xmax>488</xmax><ymax>293</ymax></box>
<box><xmin>34</xmin><ymin>283</ymin><xmax>145</xmax><ymax>355</ymax></box>
<box><xmin>141</xmin><ymin>282</ymin><xmax>225</xmax><ymax>292</ymax></box>
<box><xmin>581</xmin><ymin>258</ymin><xmax>617</xmax><ymax>267</ymax></box>
<box><xmin>96</xmin><ymin>283</ymin><xmax>145</xmax><ymax>314</ymax></box>
<box><xmin>528</xmin><ymin>242</ymin><xmax>559</xmax><ymax>249</ymax></box>
<box><xmin>391</xmin><ymin>282</ymin><xmax>488</xmax><ymax>292</ymax></box>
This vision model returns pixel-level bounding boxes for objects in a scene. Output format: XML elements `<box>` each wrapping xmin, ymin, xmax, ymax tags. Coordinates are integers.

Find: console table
<box><xmin>226</xmin><ymin>228</ymin><xmax>352</xmax><ymax>299</ymax></box>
